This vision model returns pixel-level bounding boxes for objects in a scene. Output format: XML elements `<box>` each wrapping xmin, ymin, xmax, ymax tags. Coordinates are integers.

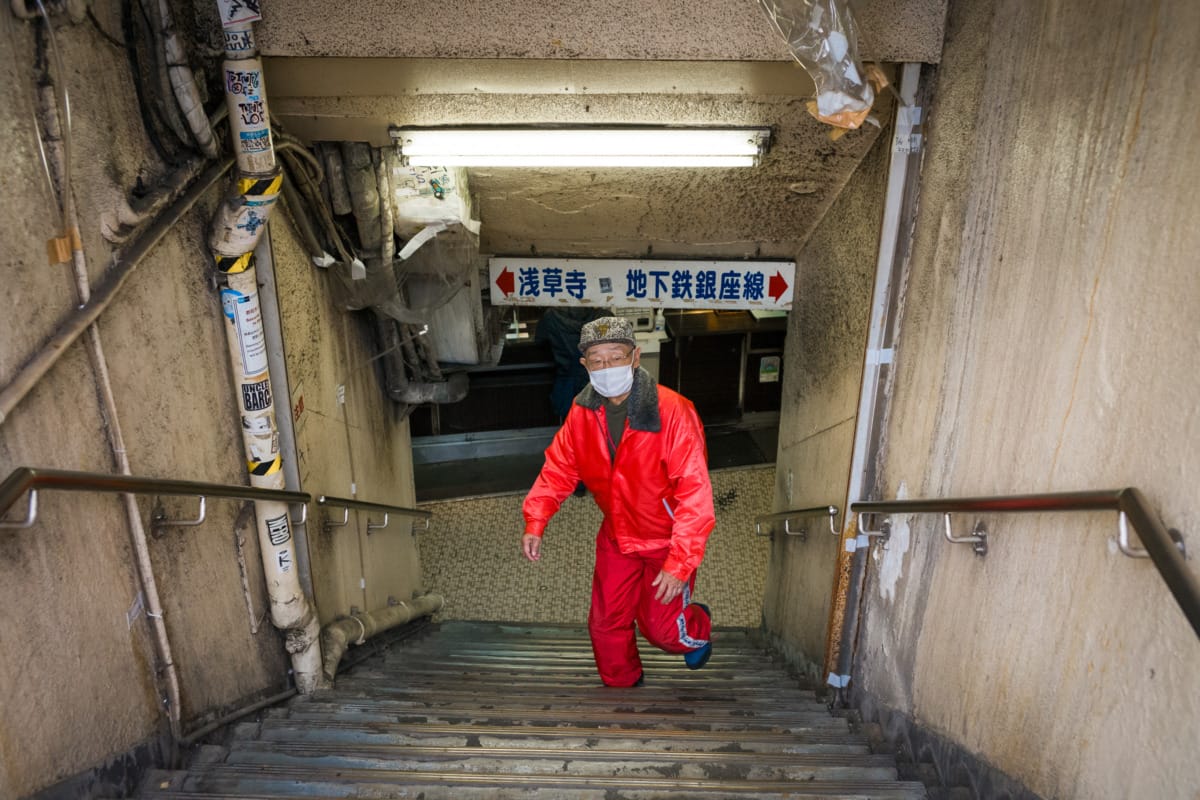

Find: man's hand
<box><xmin>522</xmin><ymin>533</ymin><xmax>542</xmax><ymax>562</ymax></box>
<box><xmin>651</xmin><ymin>570</ymin><xmax>685</xmax><ymax>604</ymax></box>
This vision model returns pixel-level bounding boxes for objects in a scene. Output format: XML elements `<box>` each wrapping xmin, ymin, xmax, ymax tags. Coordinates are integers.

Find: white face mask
<box><xmin>589</xmin><ymin>365</ymin><xmax>634</xmax><ymax>398</ymax></box>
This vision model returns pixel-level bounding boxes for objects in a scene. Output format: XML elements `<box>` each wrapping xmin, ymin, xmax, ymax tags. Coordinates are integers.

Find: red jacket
<box><xmin>523</xmin><ymin>368</ymin><xmax>715</xmax><ymax>581</ymax></box>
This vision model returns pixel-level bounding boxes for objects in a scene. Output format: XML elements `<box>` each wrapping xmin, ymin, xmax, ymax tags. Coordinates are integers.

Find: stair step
<box><xmin>148</xmin><ymin>621</ymin><xmax>926</xmax><ymax>799</ymax></box>
<box><xmin>303</xmin><ymin>682</ymin><xmax>824</xmax><ymax>708</ymax></box>
<box><xmin>223</xmin><ymin>739</ymin><xmax>900</xmax><ymax>781</ymax></box>
<box><xmin>282</xmin><ymin>702</ymin><xmax>848</xmax><ymax>733</ymax></box>
<box><xmin>306</xmin><ymin>686</ymin><xmax>829</xmax><ymax>717</ymax></box>
<box><xmin>243</xmin><ymin>718</ymin><xmax>870</xmax><ymax>754</ymax></box>
<box><xmin>151</xmin><ymin>764</ymin><xmax>930</xmax><ymax>798</ymax></box>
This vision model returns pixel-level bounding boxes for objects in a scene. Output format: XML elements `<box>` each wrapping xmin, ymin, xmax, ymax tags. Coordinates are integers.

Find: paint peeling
<box><xmin>876</xmin><ymin>481</ymin><xmax>910</xmax><ymax>604</ymax></box>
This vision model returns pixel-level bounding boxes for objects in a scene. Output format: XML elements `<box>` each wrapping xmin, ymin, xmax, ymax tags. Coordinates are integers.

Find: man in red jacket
<box><xmin>522</xmin><ymin>316</ymin><xmax>716</xmax><ymax>687</ymax></box>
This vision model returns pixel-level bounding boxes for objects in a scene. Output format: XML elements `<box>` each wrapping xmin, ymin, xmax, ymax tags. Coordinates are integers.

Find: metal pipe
<box><xmin>157</xmin><ymin>0</ymin><xmax>217</xmax><ymax>158</ymax></box>
<box><xmin>210</xmin><ymin>2</ymin><xmax>324</xmax><ymax>693</ymax></box>
<box><xmin>24</xmin><ymin>36</ymin><xmax>188</xmax><ymax>739</ymax></box>
<box><xmin>829</xmin><ymin>62</ymin><xmax>923</xmax><ymax>692</ymax></box>
<box><xmin>851</xmin><ymin>488</ymin><xmax>1199</xmax><ymax>639</ymax></box>
<box><xmin>0</xmin><ymin>467</ymin><xmax>310</xmax><ymax>517</ymax></box>
<box><xmin>320</xmin><ymin>593</ymin><xmax>444</xmax><ymax>682</ymax></box>
<box><xmin>179</xmin><ymin>687</ymin><xmax>297</xmax><ymax>746</ymax></box>
<box><xmin>754</xmin><ymin>505</ymin><xmax>839</xmax><ymax>537</ymax></box>
<box><xmin>0</xmin><ymin>157</ymin><xmax>233</xmax><ymax>426</ymax></box>
<box><xmin>317</xmin><ymin>495</ymin><xmax>432</xmax><ymax>521</ymax></box>
<box><xmin>254</xmin><ymin>233</ymin><xmax>318</xmax><ymax>603</ymax></box>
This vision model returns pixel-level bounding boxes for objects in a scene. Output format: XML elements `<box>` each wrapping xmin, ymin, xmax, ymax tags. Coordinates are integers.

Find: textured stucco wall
<box><xmin>0</xmin><ymin>10</ymin><xmax>285</xmax><ymax>797</ymax></box>
<box><xmin>419</xmin><ymin>467</ymin><xmax>774</xmax><ymax>630</ymax></box>
<box><xmin>0</xmin><ymin>7</ymin><xmax>422</xmax><ymax>797</ymax></box>
<box><xmin>855</xmin><ymin>1</ymin><xmax>1200</xmax><ymax>797</ymax></box>
<box><xmin>761</xmin><ymin>117</ymin><xmax>890</xmax><ymax>675</ymax></box>
<box><xmin>251</xmin><ymin>0</ymin><xmax>947</xmax><ymax>64</ymax></box>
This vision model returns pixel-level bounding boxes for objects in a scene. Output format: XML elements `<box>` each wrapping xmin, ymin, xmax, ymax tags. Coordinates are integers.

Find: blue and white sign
<box><xmin>489</xmin><ymin>258</ymin><xmax>795</xmax><ymax>310</ymax></box>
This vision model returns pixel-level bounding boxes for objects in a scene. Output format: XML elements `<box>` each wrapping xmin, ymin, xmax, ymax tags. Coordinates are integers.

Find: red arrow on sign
<box><xmin>495</xmin><ymin>267</ymin><xmax>515</xmax><ymax>296</ymax></box>
<box><xmin>768</xmin><ymin>271</ymin><xmax>790</xmax><ymax>302</ymax></box>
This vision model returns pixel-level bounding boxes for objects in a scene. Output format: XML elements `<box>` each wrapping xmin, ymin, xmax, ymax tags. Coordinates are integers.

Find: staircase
<box><xmin>139</xmin><ymin>622</ymin><xmax>928</xmax><ymax>799</ymax></box>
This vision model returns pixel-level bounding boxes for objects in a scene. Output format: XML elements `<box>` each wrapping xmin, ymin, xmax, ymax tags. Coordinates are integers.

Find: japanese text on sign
<box><xmin>490</xmin><ymin>258</ymin><xmax>794</xmax><ymax>310</ymax></box>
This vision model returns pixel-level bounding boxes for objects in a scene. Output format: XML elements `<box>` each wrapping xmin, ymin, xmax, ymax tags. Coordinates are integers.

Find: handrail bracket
<box><xmin>0</xmin><ymin>489</ymin><xmax>38</xmax><ymax>529</ymax></box>
<box><xmin>943</xmin><ymin>513</ymin><xmax>988</xmax><ymax>556</ymax></box>
<box><xmin>1118</xmin><ymin>511</ymin><xmax>1185</xmax><ymax>559</ymax></box>
<box><xmin>152</xmin><ymin>495</ymin><xmax>208</xmax><ymax>533</ymax></box>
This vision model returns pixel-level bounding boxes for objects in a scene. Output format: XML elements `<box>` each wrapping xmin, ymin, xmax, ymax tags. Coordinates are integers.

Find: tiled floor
<box><xmin>415</xmin><ymin>422</ymin><xmax>778</xmax><ymax>503</ymax></box>
<box><xmin>417</xmin><ymin>465</ymin><xmax>776</xmax><ymax>629</ymax></box>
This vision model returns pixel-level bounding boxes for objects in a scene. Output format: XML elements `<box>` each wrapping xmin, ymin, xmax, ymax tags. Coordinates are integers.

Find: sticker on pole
<box><xmin>216</xmin><ymin>0</ymin><xmax>261</xmax><ymax>27</ymax></box>
<box><xmin>221</xmin><ymin>288</ymin><xmax>269</xmax><ymax>376</ymax></box>
<box><xmin>489</xmin><ymin>258</ymin><xmax>795</xmax><ymax>310</ymax></box>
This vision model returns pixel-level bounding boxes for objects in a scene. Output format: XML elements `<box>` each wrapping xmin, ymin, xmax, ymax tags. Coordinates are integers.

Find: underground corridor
<box><xmin>0</xmin><ymin>1</ymin><xmax>1198</xmax><ymax>799</ymax></box>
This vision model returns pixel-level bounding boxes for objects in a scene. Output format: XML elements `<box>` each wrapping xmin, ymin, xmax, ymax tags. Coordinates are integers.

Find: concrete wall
<box><xmin>850</xmin><ymin>0</ymin><xmax>1200</xmax><ymax>797</ymax></box>
<box><xmin>267</xmin><ymin>225</ymin><xmax>424</xmax><ymax>626</ymax></box>
<box><xmin>419</xmin><ymin>467</ymin><xmax>774</xmax><ymax>630</ymax></box>
<box><xmin>0</xmin><ymin>8</ymin><xmax>420</xmax><ymax>797</ymax></box>
<box><xmin>762</xmin><ymin>126</ymin><xmax>890</xmax><ymax>676</ymax></box>
<box><xmin>253</xmin><ymin>0</ymin><xmax>947</xmax><ymax>63</ymax></box>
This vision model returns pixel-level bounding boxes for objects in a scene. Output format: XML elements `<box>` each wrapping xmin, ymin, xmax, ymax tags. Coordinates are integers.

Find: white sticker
<box><xmin>844</xmin><ymin>538</ymin><xmax>858</xmax><ymax>553</ymax></box>
<box><xmin>216</xmin><ymin>0</ymin><xmax>261</xmax><ymax>27</ymax></box>
<box><xmin>232</xmin><ymin>291</ymin><xmax>268</xmax><ymax>376</ymax></box>
<box><xmin>336</xmin><ymin>384</ymin><xmax>346</xmax><ymax>405</ymax></box>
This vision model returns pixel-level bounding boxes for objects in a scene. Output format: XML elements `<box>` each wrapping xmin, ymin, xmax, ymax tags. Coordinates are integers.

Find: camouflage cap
<box><xmin>577</xmin><ymin>316</ymin><xmax>637</xmax><ymax>353</ymax></box>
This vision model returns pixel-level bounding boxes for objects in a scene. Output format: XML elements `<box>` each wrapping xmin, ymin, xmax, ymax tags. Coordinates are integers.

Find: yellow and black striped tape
<box><xmin>248</xmin><ymin>455</ymin><xmax>282</xmax><ymax>476</ymax></box>
<box><xmin>237</xmin><ymin>172</ymin><xmax>283</xmax><ymax>197</ymax></box>
<box><xmin>215</xmin><ymin>252</ymin><xmax>255</xmax><ymax>274</ymax></box>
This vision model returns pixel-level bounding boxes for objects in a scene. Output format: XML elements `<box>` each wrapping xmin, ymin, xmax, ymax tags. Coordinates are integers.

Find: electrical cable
<box><xmin>87</xmin><ymin>4</ymin><xmax>125</xmax><ymax>48</ymax></box>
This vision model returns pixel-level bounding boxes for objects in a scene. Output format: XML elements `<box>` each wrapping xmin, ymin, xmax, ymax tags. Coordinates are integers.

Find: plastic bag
<box><xmin>389</xmin><ymin>163</ymin><xmax>478</xmax><ymax>239</ymax></box>
<box><xmin>758</xmin><ymin>0</ymin><xmax>876</xmax><ymax>129</ymax></box>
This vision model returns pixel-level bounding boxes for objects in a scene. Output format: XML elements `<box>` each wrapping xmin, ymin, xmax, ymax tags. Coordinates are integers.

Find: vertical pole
<box><xmin>826</xmin><ymin>63</ymin><xmax>923</xmax><ymax>691</ymax></box>
<box><xmin>210</xmin><ymin>4</ymin><xmax>323</xmax><ymax>692</ymax></box>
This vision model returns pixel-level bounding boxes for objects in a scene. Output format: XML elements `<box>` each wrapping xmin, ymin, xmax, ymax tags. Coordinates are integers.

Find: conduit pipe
<box><xmin>0</xmin><ymin>157</ymin><xmax>232</xmax><ymax>426</ymax></box>
<box><xmin>828</xmin><ymin>62</ymin><xmax>923</xmax><ymax>692</ymax></box>
<box><xmin>156</xmin><ymin>0</ymin><xmax>217</xmax><ymax>158</ymax></box>
<box><xmin>25</xmin><ymin>9</ymin><xmax>185</xmax><ymax>738</ymax></box>
<box><xmin>320</xmin><ymin>593</ymin><xmax>445</xmax><ymax>683</ymax></box>
<box><xmin>209</xmin><ymin>7</ymin><xmax>323</xmax><ymax>693</ymax></box>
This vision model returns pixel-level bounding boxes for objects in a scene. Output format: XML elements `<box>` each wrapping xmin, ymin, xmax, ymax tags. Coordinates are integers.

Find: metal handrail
<box><xmin>0</xmin><ymin>467</ymin><xmax>310</xmax><ymax>530</ymax></box>
<box><xmin>851</xmin><ymin>489</ymin><xmax>1199</xmax><ymax>639</ymax></box>
<box><xmin>316</xmin><ymin>495</ymin><xmax>432</xmax><ymax>533</ymax></box>
<box><xmin>755</xmin><ymin>505</ymin><xmax>839</xmax><ymax>540</ymax></box>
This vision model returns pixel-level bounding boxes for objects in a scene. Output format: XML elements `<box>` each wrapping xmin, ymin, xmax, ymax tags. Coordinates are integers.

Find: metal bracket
<box><xmin>783</xmin><ymin>518</ymin><xmax>808</xmax><ymax>542</ymax></box>
<box><xmin>0</xmin><ymin>490</ymin><xmax>38</xmax><ymax>529</ymax></box>
<box><xmin>1117</xmin><ymin>512</ymin><xmax>1186</xmax><ymax>559</ymax></box>
<box><xmin>324</xmin><ymin>506</ymin><xmax>350</xmax><ymax>532</ymax></box>
<box><xmin>367</xmin><ymin>512</ymin><xmax>389</xmax><ymax>534</ymax></box>
<box><xmin>290</xmin><ymin>503</ymin><xmax>308</xmax><ymax>526</ymax></box>
<box><xmin>856</xmin><ymin>513</ymin><xmax>891</xmax><ymax>541</ymax></box>
<box><xmin>943</xmin><ymin>514</ymin><xmax>988</xmax><ymax>556</ymax></box>
<box><xmin>152</xmin><ymin>496</ymin><xmax>208</xmax><ymax>531</ymax></box>
<box><xmin>416</xmin><ymin>516</ymin><xmax>431</xmax><ymax>532</ymax></box>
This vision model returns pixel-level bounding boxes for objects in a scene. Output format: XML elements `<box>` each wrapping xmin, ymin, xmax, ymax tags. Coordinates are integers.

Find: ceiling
<box><xmin>225</xmin><ymin>0</ymin><xmax>948</xmax><ymax>260</ymax></box>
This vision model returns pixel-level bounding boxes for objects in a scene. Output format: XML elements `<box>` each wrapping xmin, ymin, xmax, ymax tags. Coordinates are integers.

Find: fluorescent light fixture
<box><xmin>389</xmin><ymin>127</ymin><xmax>771</xmax><ymax>168</ymax></box>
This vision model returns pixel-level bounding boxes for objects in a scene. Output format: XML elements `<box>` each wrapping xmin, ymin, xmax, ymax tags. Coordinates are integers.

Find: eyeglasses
<box><xmin>584</xmin><ymin>350</ymin><xmax>634</xmax><ymax>370</ymax></box>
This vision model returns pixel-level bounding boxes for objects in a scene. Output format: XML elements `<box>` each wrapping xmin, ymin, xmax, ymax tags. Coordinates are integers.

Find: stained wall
<box><xmin>0</xmin><ymin>5</ymin><xmax>420</xmax><ymax>797</ymax></box>
<box><xmin>849</xmin><ymin>0</ymin><xmax>1200</xmax><ymax>796</ymax></box>
<box><xmin>762</xmin><ymin>121</ymin><xmax>891</xmax><ymax>676</ymax></box>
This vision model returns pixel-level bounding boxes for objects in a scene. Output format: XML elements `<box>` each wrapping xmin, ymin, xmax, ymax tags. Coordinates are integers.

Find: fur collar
<box><xmin>574</xmin><ymin>366</ymin><xmax>661</xmax><ymax>432</ymax></box>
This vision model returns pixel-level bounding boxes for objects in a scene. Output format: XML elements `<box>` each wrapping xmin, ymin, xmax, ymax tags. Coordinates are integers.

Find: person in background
<box><xmin>535</xmin><ymin>307</ymin><xmax>610</xmax><ymax>422</ymax></box>
<box><xmin>521</xmin><ymin>317</ymin><xmax>716</xmax><ymax>687</ymax></box>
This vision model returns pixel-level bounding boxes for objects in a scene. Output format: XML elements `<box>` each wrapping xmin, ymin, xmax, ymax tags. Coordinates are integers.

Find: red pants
<box><xmin>588</xmin><ymin>530</ymin><xmax>712</xmax><ymax>687</ymax></box>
